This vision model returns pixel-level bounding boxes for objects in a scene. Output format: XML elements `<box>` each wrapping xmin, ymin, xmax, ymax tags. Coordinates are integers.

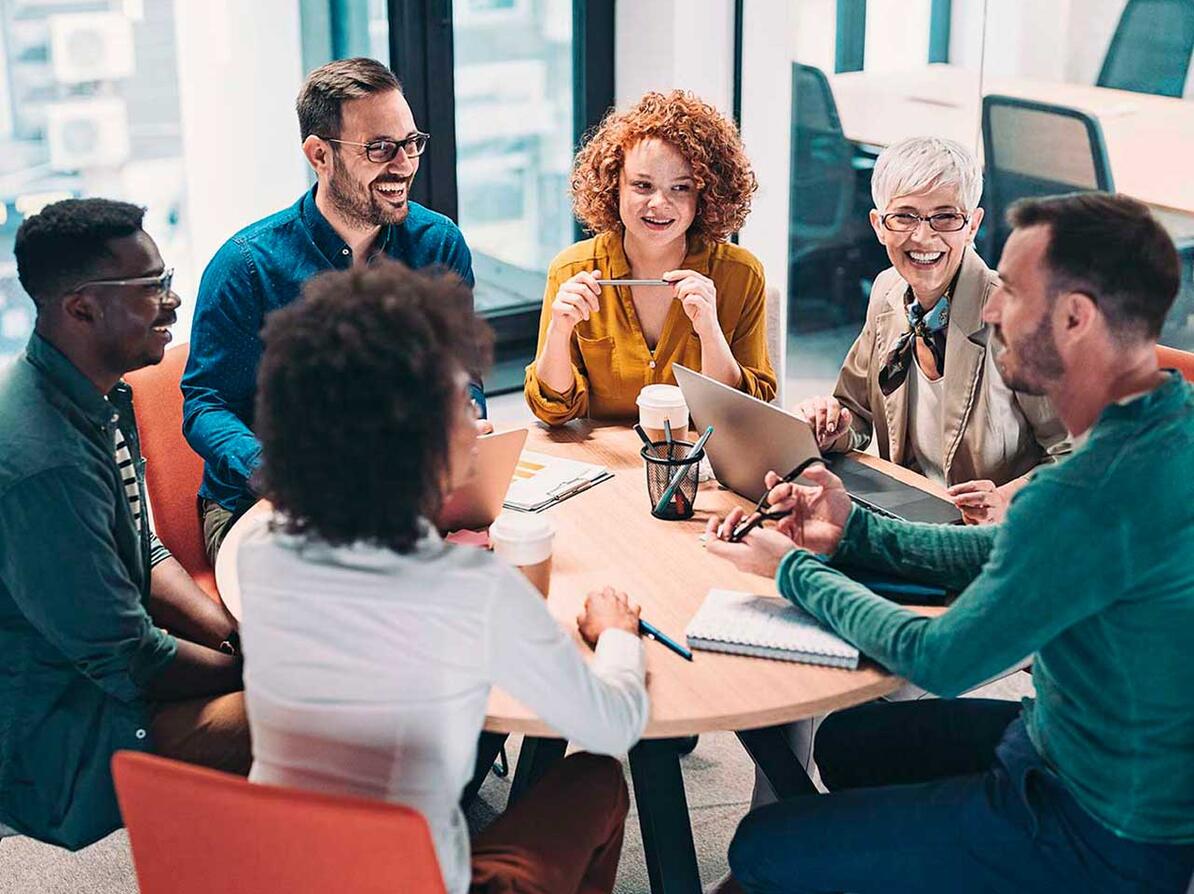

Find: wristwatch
<box><xmin>218</xmin><ymin>629</ymin><xmax>241</xmax><ymax>657</ymax></box>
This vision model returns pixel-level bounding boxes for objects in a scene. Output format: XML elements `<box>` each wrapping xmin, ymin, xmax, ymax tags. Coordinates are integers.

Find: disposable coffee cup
<box><xmin>490</xmin><ymin>511</ymin><xmax>555</xmax><ymax>597</ymax></box>
<box><xmin>637</xmin><ymin>384</ymin><xmax>689</xmax><ymax>444</ymax></box>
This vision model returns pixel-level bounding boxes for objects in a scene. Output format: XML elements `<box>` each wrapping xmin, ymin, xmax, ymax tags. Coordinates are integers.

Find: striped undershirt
<box><xmin>113</xmin><ymin>426</ymin><xmax>142</xmax><ymax>534</ymax></box>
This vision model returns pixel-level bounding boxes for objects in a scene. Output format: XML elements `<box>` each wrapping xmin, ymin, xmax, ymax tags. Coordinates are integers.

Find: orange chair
<box><xmin>1157</xmin><ymin>344</ymin><xmax>1194</xmax><ymax>382</ymax></box>
<box><xmin>124</xmin><ymin>344</ymin><xmax>218</xmax><ymax>600</ymax></box>
<box><xmin>112</xmin><ymin>751</ymin><xmax>447</xmax><ymax>894</ymax></box>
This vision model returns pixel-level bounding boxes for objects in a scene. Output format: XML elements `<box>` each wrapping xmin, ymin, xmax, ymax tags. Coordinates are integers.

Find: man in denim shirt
<box><xmin>182</xmin><ymin>57</ymin><xmax>484</xmax><ymax>562</ymax></box>
<box><xmin>0</xmin><ymin>200</ymin><xmax>248</xmax><ymax>849</ymax></box>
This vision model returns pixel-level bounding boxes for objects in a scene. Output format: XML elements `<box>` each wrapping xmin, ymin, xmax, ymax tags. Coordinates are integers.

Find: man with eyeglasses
<box><xmin>0</xmin><ymin>199</ymin><xmax>250</xmax><ymax>850</ymax></box>
<box><xmin>182</xmin><ymin>57</ymin><xmax>484</xmax><ymax>563</ymax></box>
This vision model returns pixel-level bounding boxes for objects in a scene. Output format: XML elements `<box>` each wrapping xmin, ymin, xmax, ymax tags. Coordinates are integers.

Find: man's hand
<box><xmin>704</xmin><ymin>513</ymin><xmax>797</xmax><ymax>578</ymax></box>
<box><xmin>947</xmin><ymin>477</ymin><xmax>1024</xmax><ymax>525</ymax></box>
<box><xmin>792</xmin><ymin>396</ymin><xmax>853</xmax><ymax>451</ymax></box>
<box><xmin>761</xmin><ymin>464</ymin><xmax>852</xmax><ymax>554</ymax></box>
<box><xmin>577</xmin><ymin>586</ymin><xmax>642</xmax><ymax>648</ymax></box>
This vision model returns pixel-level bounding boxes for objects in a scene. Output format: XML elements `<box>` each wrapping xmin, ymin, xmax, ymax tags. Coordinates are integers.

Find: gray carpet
<box><xmin>0</xmin><ymin>675</ymin><xmax>1031</xmax><ymax>893</ymax></box>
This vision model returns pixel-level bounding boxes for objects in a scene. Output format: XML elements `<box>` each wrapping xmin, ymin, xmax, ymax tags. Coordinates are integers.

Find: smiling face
<box><xmin>323</xmin><ymin>89</ymin><xmax>420</xmax><ymax>228</ymax></box>
<box><xmin>618</xmin><ymin>138</ymin><xmax>698</xmax><ymax>252</ymax></box>
<box><xmin>984</xmin><ymin>224</ymin><xmax>1065</xmax><ymax>395</ymax></box>
<box><xmin>870</xmin><ymin>184</ymin><xmax>983</xmax><ymax>305</ymax></box>
<box><xmin>74</xmin><ymin>230</ymin><xmax>180</xmax><ymax>375</ymax></box>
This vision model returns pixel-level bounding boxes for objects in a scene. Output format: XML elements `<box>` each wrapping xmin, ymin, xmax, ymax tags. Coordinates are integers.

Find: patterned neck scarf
<box><xmin>878</xmin><ymin>283</ymin><xmax>955</xmax><ymax>397</ymax></box>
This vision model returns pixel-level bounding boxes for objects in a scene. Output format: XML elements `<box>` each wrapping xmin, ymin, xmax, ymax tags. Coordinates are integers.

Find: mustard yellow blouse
<box><xmin>524</xmin><ymin>231</ymin><xmax>776</xmax><ymax>425</ymax></box>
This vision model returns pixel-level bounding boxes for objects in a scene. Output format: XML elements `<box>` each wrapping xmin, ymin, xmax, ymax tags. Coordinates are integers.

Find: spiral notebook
<box><xmin>684</xmin><ymin>589</ymin><xmax>859</xmax><ymax>669</ymax></box>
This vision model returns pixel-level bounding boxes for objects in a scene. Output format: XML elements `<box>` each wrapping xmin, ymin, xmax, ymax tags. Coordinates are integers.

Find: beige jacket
<box><xmin>830</xmin><ymin>247</ymin><xmax>1069</xmax><ymax>485</ymax></box>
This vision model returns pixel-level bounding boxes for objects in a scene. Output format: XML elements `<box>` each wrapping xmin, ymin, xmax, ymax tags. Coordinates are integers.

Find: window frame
<box><xmin>385</xmin><ymin>0</ymin><xmax>615</xmax><ymax>395</ymax></box>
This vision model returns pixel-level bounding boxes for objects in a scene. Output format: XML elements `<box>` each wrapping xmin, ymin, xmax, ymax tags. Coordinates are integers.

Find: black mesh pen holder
<box><xmin>641</xmin><ymin>441</ymin><xmax>704</xmax><ymax>520</ymax></box>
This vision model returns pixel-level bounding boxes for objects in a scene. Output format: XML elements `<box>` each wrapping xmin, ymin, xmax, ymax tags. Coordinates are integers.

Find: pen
<box><xmin>652</xmin><ymin>425</ymin><xmax>715</xmax><ymax>516</ymax></box>
<box><xmin>639</xmin><ymin>618</ymin><xmax>694</xmax><ymax>661</ymax></box>
<box><xmin>594</xmin><ymin>279</ymin><xmax>673</xmax><ymax>286</ymax></box>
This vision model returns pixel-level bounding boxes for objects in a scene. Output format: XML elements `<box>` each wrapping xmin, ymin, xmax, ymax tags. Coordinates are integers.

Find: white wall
<box><xmin>614</xmin><ymin>0</ymin><xmax>735</xmax><ymax>113</ymax></box>
<box><xmin>173</xmin><ymin>0</ymin><xmax>308</xmax><ymax>311</ymax></box>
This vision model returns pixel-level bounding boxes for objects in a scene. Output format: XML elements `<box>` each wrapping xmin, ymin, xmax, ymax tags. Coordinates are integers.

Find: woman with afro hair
<box><xmin>525</xmin><ymin>90</ymin><xmax>777</xmax><ymax>425</ymax></box>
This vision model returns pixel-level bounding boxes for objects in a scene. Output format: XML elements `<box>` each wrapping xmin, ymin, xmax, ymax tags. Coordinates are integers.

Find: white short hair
<box><xmin>870</xmin><ymin>136</ymin><xmax>983</xmax><ymax>212</ymax></box>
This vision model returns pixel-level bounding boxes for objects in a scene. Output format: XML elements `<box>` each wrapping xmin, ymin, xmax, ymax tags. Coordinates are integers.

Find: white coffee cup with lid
<box><xmin>636</xmin><ymin>384</ymin><xmax>689</xmax><ymax>444</ymax></box>
<box><xmin>490</xmin><ymin>511</ymin><xmax>555</xmax><ymax>597</ymax></box>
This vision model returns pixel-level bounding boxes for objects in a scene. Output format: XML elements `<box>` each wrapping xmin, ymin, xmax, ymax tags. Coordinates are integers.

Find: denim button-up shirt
<box><xmin>181</xmin><ymin>186</ymin><xmax>479</xmax><ymax>512</ymax></box>
<box><xmin>0</xmin><ymin>334</ymin><xmax>177</xmax><ymax>849</ymax></box>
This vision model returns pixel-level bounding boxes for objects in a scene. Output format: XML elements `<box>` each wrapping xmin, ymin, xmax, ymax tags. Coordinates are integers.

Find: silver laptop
<box><xmin>672</xmin><ymin>365</ymin><xmax>961</xmax><ymax>524</ymax></box>
<box><xmin>438</xmin><ymin>428</ymin><xmax>528</xmax><ymax>531</ymax></box>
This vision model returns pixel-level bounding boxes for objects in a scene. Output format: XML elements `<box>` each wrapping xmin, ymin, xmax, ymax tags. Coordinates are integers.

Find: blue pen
<box><xmin>639</xmin><ymin>618</ymin><xmax>694</xmax><ymax>661</ymax></box>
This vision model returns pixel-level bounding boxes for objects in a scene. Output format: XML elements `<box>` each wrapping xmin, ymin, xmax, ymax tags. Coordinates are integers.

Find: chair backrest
<box><xmin>123</xmin><ymin>344</ymin><xmax>217</xmax><ymax>599</ymax></box>
<box><xmin>112</xmin><ymin>751</ymin><xmax>447</xmax><ymax>894</ymax></box>
<box><xmin>790</xmin><ymin>62</ymin><xmax>856</xmax><ymax>248</ymax></box>
<box><xmin>1097</xmin><ymin>0</ymin><xmax>1194</xmax><ymax>98</ymax></box>
<box><xmin>1157</xmin><ymin>344</ymin><xmax>1194</xmax><ymax>381</ymax></box>
<box><xmin>981</xmin><ymin>94</ymin><xmax>1114</xmax><ymax>260</ymax></box>
<box><xmin>764</xmin><ymin>285</ymin><xmax>786</xmax><ymax>407</ymax></box>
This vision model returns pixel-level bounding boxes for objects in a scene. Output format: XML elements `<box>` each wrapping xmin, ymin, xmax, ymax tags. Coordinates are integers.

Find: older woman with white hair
<box><xmin>795</xmin><ymin>136</ymin><xmax>1068</xmax><ymax>524</ymax></box>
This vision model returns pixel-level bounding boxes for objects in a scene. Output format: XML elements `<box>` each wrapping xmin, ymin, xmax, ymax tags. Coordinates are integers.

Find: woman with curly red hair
<box><xmin>524</xmin><ymin>90</ymin><xmax>777</xmax><ymax>425</ymax></box>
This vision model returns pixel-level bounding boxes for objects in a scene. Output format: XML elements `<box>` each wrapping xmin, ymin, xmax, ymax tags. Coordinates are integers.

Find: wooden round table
<box><xmin>216</xmin><ymin>421</ymin><xmax>946</xmax><ymax>892</ymax></box>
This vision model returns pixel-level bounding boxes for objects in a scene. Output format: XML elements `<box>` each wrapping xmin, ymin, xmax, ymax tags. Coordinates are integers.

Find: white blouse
<box><xmin>236</xmin><ymin>517</ymin><xmax>648</xmax><ymax>894</ymax></box>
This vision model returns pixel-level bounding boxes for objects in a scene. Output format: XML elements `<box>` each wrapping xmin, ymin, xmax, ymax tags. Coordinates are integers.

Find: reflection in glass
<box><xmin>452</xmin><ymin>0</ymin><xmax>574</xmax><ymax>319</ymax></box>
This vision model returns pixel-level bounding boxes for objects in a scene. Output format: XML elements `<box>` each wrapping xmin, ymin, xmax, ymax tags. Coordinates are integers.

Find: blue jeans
<box><xmin>730</xmin><ymin>699</ymin><xmax>1194</xmax><ymax>893</ymax></box>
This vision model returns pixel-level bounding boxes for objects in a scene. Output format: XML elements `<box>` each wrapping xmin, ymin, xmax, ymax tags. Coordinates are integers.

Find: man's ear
<box><xmin>61</xmin><ymin>290</ymin><xmax>100</xmax><ymax>325</ymax></box>
<box><xmin>302</xmin><ymin>135</ymin><xmax>333</xmax><ymax>176</ymax></box>
<box><xmin>1055</xmin><ymin>290</ymin><xmax>1099</xmax><ymax>345</ymax></box>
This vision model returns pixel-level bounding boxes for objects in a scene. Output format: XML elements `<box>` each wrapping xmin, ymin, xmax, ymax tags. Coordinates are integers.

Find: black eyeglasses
<box><xmin>880</xmin><ymin>211</ymin><xmax>970</xmax><ymax>233</ymax></box>
<box><xmin>71</xmin><ymin>268</ymin><xmax>175</xmax><ymax>305</ymax></box>
<box><xmin>321</xmin><ymin>132</ymin><xmax>430</xmax><ymax>163</ymax></box>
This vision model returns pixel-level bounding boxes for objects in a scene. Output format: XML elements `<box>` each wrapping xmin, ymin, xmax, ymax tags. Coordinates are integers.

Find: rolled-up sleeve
<box><xmin>524</xmin><ymin>264</ymin><xmax>591</xmax><ymax>426</ymax></box>
<box><xmin>0</xmin><ymin>467</ymin><xmax>178</xmax><ymax>700</ymax></box>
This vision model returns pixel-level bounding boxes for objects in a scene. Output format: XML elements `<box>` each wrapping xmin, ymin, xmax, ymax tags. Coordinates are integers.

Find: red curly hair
<box><xmin>571</xmin><ymin>90</ymin><xmax>758</xmax><ymax>243</ymax></box>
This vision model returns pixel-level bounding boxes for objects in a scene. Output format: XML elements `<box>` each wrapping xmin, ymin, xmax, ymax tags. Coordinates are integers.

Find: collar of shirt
<box><xmin>25</xmin><ymin>332</ymin><xmax>126</xmax><ymax>432</ymax></box>
<box><xmin>300</xmin><ymin>185</ymin><xmax>395</xmax><ymax>269</ymax></box>
<box><xmin>600</xmin><ymin>230</ymin><xmax>715</xmax><ymax>280</ymax></box>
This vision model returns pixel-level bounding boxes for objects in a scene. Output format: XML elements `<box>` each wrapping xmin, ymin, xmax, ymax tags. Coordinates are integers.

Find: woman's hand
<box><xmin>947</xmin><ymin>477</ymin><xmax>1024</xmax><ymax>525</ymax></box>
<box><xmin>665</xmin><ymin>269</ymin><xmax>722</xmax><ymax>341</ymax></box>
<box><xmin>577</xmin><ymin>586</ymin><xmax>642</xmax><ymax>648</ymax></box>
<box><xmin>792</xmin><ymin>396</ymin><xmax>854</xmax><ymax>451</ymax></box>
<box><xmin>547</xmin><ymin>270</ymin><xmax>603</xmax><ymax>338</ymax></box>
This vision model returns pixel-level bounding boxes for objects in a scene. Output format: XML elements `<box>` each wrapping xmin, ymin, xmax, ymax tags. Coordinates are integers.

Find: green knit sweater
<box><xmin>778</xmin><ymin>372</ymin><xmax>1194</xmax><ymax>844</ymax></box>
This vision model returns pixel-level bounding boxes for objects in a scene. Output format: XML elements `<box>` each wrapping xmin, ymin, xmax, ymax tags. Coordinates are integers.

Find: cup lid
<box><xmin>636</xmin><ymin>384</ymin><xmax>687</xmax><ymax>409</ymax></box>
<box><xmin>490</xmin><ymin>511</ymin><xmax>554</xmax><ymax>542</ymax></box>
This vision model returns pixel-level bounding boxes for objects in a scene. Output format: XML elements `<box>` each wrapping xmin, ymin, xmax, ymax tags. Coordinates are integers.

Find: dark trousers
<box><xmin>729</xmin><ymin>699</ymin><xmax>1194</xmax><ymax>894</ymax></box>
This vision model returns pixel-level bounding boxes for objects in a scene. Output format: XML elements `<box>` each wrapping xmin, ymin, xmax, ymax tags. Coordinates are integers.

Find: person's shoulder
<box><xmin>547</xmin><ymin>235</ymin><xmax>603</xmax><ymax>274</ymax></box>
<box><xmin>0</xmin><ymin>362</ymin><xmax>92</xmax><ymax>493</ymax></box>
<box><xmin>228</xmin><ymin>193</ymin><xmax>306</xmax><ymax>247</ymax></box>
<box><xmin>708</xmin><ymin>241</ymin><xmax>765</xmax><ymax>280</ymax></box>
<box><xmin>402</xmin><ymin>201</ymin><xmax>465</xmax><ymax>243</ymax></box>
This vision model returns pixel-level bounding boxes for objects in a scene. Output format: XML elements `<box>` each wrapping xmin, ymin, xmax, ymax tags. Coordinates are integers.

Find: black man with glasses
<box><xmin>181</xmin><ymin>57</ymin><xmax>484</xmax><ymax>563</ymax></box>
<box><xmin>0</xmin><ymin>199</ymin><xmax>249</xmax><ymax>849</ymax></box>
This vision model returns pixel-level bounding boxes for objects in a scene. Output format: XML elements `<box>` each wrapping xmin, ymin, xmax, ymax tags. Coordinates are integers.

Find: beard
<box><xmin>326</xmin><ymin>154</ymin><xmax>410</xmax><ymax>229</ymax></box>
<box><xmin>994</xmin><ymin>313</ymin><xmax>1064</xmax><ymax>395</ymax></box>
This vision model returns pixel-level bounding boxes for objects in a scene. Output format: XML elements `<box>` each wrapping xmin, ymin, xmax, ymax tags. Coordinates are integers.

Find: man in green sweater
<box><xmin>708</xmin><ymin>192</ymin><xmax>1194</xmax><ymax>893</ymax></box>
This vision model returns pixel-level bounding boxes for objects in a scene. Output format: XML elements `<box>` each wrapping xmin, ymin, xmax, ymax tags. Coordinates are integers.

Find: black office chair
<box><xmin>789</xmin><ymin>62</ymin><xmax>876</xmax><ymax>328</ymax></box>
<box><xmin>1097</xmin><ymin>0</ymin><xmax>1194</xmax><ymax>98</ymax></box>
<box><xmin>980</xmin><ymin>94</ymin><xmax>1114</xmax><ymax>261</ymax></box>
<box><xmin>982</xmin><ymin>93</ymin><xmax>1194</xmax><ymax>348</ymax></box>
